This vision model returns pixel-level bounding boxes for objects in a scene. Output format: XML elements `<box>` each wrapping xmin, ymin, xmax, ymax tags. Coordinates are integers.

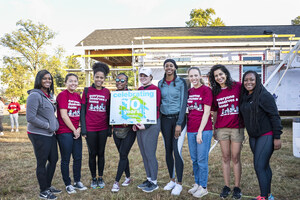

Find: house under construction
<box><xmin>73</xmin><ymin>25</ymin><xmax>300</xmax><ymax>114</ymax></box>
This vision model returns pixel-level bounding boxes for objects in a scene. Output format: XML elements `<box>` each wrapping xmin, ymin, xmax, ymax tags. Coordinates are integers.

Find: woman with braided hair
<box><xmin>111</xmin><ymin>73</ymin><xmax>137</xmax><ymax>192</ymax></box>
<box><xmin>158</xmin><ymin>59</ymin><xmax>188</xmax><ymax>196</ymax></box>
<box><xmin>240</xmin><ymin>71</ymin><xmax>282</xmax><ymax>200</ymax></box>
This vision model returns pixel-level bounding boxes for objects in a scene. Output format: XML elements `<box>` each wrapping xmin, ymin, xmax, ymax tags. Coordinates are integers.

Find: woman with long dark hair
<box><xmin>186</xmin><ymin>67</ymin><xmax>213</xmax><ymax>198</ymax></box>
<box><xmin>208</xmin><ymin>65</ymin><xmax>244</xmax><ymax>200</ymax></box>
<box><xmin>111</xmin><ymin>73</ymin><xmax>137</xmax><ymax>192</ymax></box>
<box><xmin>26</xmin><ymin>69</ymin><xmax>61</xmax><ymax>200</ymax></box>
<box><xmin>56</xmin><ymin>73</ymin><xmax>87</xmax><ymax>194</ymax></box>
<box><xmin>158</xmin><ymin>59</ymin><xmax>188</xmax><ymax>196</ymax></box>
<box><xmin>80</xmin><ymin>62</ymin><xmax>110</xmax><ymax>189</ymax></box>
<box><xmin>240</xmin><ymin>71</ymin><xmax>282</xmax><ymax>200</ymax></box>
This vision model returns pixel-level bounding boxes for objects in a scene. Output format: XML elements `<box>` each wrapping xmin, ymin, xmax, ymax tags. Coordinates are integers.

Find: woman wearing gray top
<box><xmin>158</xmin><ymin>59</ymin><xmax>188</xmax><ymax>196</ymax></box>
<box><xmin>26</xmin><ymin>70</ymin><xmax>60</xmax><ymax>200</ymax></box>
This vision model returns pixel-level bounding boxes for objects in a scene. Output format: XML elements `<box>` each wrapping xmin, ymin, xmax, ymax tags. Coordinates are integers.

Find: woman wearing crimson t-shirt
<box><xmin>208</xmin><ymin>65</ymin><xmax>244</xmax><ymax>199</ymax></box>
<box><xmin>186</xmin><ymin>67</ymin><xmax>213</xmax><ymax>198</ymax></box>
<box><xmin>56</xmin><ymin>73</ymin><xmax>87</xmax><ymax>194</ymax></box>
<box><xmin>80</xmin><ymin>62</ymin><xmax>110</xmax><ymax>189</ymax></box>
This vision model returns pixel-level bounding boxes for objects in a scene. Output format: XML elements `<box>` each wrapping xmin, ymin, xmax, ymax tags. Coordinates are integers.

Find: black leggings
<box><xmin>113</xmin><ymin>129</ymin><xmax>136</xmax><ymax>182</ymax></box>
<box><xmin>161</xmin><ymin>115</ymin><xmax>186</xmax><ymax>183</ymax></box>
<box><xmin>86</xmin><ymin>130</ymin><xmax>108</xmax><ymax>178</ymax></box>
<box><xmin>28</xmin><ymin>134</ymin><xmax>58</xmax><ymax>192</ymax></box>
<box><xmin>249</xmin><ymin>135</ymin><xmax>274</xmax><ymax>198</ymax></box>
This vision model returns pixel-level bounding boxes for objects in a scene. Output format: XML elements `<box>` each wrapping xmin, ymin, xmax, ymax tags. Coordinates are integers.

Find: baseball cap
<box><xmin>139</xmin><ymin>67</ymin><xmax>152</xmax><ymax>76</ymax></box>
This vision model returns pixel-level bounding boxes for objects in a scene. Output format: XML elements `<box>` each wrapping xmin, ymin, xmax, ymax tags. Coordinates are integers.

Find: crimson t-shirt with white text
<box><xmin>187</xmin><ymin>85</ymin><xmax>213</xmax><ymax>132</ymax></box>
<box><xmin>56</xmin><ymin>90</ymin><xmax>81</xmax><ymax>134</ymax></box>
<box><xmin>82</xmin><ymin>87</ymin><xmax>110</xmax><ymax>132</ymax></box>
<box><xmin>212</xmin><ymin>82</ymin><xmax>242</xmax><ymax>129</ymax></box>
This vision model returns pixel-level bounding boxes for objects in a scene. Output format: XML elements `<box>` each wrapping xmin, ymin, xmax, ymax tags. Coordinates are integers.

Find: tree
<box><xmin>186</xmin><ymin>8</ymin><xmax>225</xmax><ymax>27</ymax></box>
<box><xmin>0</xmin><ymin>19</ymin><xmax>66</xmax><ymax>99</ymax></box>
<box><xmin>66</xmin><ymin>56</ymin><xmax>86</xmax><ymax>88</ymax></box>
<box><xmin>291</xmin><ymin>16</ymin><xmax>300</xmax><ymax>25</ymax></box>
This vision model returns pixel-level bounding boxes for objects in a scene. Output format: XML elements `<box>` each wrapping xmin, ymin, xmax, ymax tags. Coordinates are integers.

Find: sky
<box><xmin>0</xmin><ymin>0</ymin><xmax>299</xmax><ymax>57</ymax></box>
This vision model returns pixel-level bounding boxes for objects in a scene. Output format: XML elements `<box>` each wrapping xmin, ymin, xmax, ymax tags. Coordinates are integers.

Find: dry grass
<box><xmin>0</xmin><ymin>116</ymin><xmax>299</xmax><ymax>200</ymax></box>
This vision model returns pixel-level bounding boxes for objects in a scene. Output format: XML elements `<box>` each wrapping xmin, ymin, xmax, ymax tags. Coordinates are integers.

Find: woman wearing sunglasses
<box><xmin>80</xmin><ymin>62</ymin><xmax>110</xmax><ymax>189</ymax></box>
<box><xmin>111</xmin><ymin>73</ymin><xmax>137</xmax><ymax>192</ymax></box>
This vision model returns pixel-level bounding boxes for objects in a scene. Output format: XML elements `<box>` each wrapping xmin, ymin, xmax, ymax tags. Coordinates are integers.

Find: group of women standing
<box><xmin>26</xmin><ymin>59</ymin><xmax>282</xmax><ymax>200</ymax></box>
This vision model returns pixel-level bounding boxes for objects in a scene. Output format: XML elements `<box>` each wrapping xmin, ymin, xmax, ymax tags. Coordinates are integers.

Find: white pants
<box><xmin>10</xmin><ymin>113</ymin><xmax>19</xmax><ymax>129</ymax></box>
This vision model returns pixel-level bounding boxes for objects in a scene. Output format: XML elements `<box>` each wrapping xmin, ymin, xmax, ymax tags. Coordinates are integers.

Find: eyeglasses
<box><xmin>116</xmin><ymin>78</ymin><xmax>126</xmax><ymax>83</ymax></box>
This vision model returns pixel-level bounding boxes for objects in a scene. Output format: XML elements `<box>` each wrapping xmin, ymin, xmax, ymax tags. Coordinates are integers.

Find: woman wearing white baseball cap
<box><xmin>133</xmin><ymin>67</ymin><xmax>162</xmax><ymax>193</ymax></box>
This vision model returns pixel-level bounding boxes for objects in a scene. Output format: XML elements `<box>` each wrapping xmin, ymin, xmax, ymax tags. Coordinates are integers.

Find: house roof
<box><xmin>76</xmin><ymin>25</ymin><xmax>300</xmax><ymax>47</ymax></box>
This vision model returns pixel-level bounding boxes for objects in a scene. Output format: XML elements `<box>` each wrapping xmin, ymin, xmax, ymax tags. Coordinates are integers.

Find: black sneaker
<box><xmin>142</xmin><ymin>181</ymin><xmax>159</xmax><ymax>193</ymax></box>
<box><xmin>97</xmin><ymin>178</ymin><xmax>105</xmax><ymax>188</ymax></box>
<box><xmin>220</xmin><ymin>185</ymin><xmax>231</xmax><ymax>198</ymax></box>
<box><xmin>39</xmin><ymin>190</ymin><xmax>57</xmax><ymax>200</ymax></box>
<box><xmin>48</xmin><ymin>186</ymin><xmax>62</xmax><ymax>194</ymax></box>
<box><xmin>232</xmin><ymin>187</ymin><xmax>242</xmax><ymax>199</ymax></box>
<box><xmin>91</xmin><ymin>178</ymin><xmax>98</xmax><ymax>189</ymax></box>
<box><xmin>137</xmin><ymin>180</ymin><xmax>150</xmax><ymax>189</ymax></box>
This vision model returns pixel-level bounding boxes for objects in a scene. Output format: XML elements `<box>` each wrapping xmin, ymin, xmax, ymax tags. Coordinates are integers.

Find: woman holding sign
<box><xmin>186</xmin><ymin>67</ymin><xmax>213</xmax><ymax>198</ymax></box>
<box><xmin>56</xmin><ymin>73</ymin><xmax>87</xmax><ymax>194</ymax></box>
<box><xmin>133</xmin><ymin>68</ymin><xmax>161</xmax><ymax>193</ymax></box>
<box><xmin>159</xmin><ymin>59</ymin><xmax>188</xmax><ymax>196</ymax></box>
<box><xmin>80</xmin><ymin>62</ymin><xmax>110</xmax><ymax>189</ymax></box>
<box><xmin>208</xmin><ymin>65</ymin><xmax>244</xmax><ymax>200</ymax></box>
<box><xmin>111</xmin><ymin>73</ymin><xmax>137</xmax><ymax>193</ymax></box>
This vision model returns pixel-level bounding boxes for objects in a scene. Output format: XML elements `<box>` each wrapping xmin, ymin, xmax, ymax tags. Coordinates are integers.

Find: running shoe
<box><xmin>137</xmin><ymin>180</ymin><xmax>150</xmax><ymax>189</ymax></box>
<box><xmin>232</xmin><ymin>187</ymin><xmax>242</xmax><ymax>199</ymax></box>
<box><xmin>220</xmin><ymin>185</ymin><xmax>231</xmax><ymax>198</ymax></box>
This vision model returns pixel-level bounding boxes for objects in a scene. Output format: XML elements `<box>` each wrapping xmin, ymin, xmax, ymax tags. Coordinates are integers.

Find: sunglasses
<box><xmin>116</xmin><ymin>78</ymin><xmax>126</xmax><ymax>83</ymax></box>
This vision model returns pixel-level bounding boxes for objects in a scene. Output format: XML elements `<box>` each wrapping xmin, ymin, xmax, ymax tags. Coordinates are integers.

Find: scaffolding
<box><xmin>69</xmin><ymin>34</ymin><xmax>299</xmax><ymax>88</ymax></box>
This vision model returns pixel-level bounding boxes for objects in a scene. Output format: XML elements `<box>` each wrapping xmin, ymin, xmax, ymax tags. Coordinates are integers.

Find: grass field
<box><xmin>0</xmin><ymin>115</ymin><xmax>299</xmax><ymax>200</ymax></box>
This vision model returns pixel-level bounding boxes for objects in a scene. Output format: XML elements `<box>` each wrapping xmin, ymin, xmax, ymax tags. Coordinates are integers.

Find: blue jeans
<box><xmin>57</xmin><ymin>133</ymin><xmax>82</xmax><ymax>186</ymax></box>
<box><xmin>187</xmin><ymin>130</ymin><xmax>213</xmax><ymax>187</ymax></box>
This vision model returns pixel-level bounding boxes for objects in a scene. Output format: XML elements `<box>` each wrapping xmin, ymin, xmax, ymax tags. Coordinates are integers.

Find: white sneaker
<box><xmin>171</xmin><ymin>184</ymin><xmax>182</xmax><ymax>196</ymax></box>
<box><xmin>163</xmin><ymin>180</ymin><xmax>176</xmax><ymax>190</ymax></box>
<box><xmin>193</xmin><ymin>186</ymin><xmax>208</xmax><ymax>198</ymax></box>
<box><xmin>11</xmin><ymin>129</ymin><xmax>14</xmax><ymax>132</ymax></box>
<box><xmin>0</xmin><ymin>132</ymin><xmax>4</xmax><ymax>136</ymax></box>
<box><xmin>66</xmin><ymin>185</ymin><xmax>76</xmax><ymax>194</ymax></box>
<box><xmin>111</xmin><ymin>182</ymin><xmax>120</xmax><ymax>192</ymax></box>
<box><xmin>121</xmin><ymin>177</ymin><xmax>131</xmax><ymax>186</ymax></box>
<box><xmin>188</xmin><ymin>184</ymin><xmax>199</xmax><ymax>194</ymax></box>
<box><xmin>16</xmin><ymin>129</ymin><xmax>19</xmax><ymax>132</ymax></box>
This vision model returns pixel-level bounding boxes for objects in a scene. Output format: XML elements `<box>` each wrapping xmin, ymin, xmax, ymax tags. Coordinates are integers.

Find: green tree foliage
<box><xmin>0</xmin><ymin>19</ymin><xmax>66</xmax><ymax>99</ymax></box>
<box><xmin>186</xmin><ymin>8</ymin><xmax>225</xmax><ymax>27</ymax></box>
<box><xmin>66</xmin><ymin>56</ymin><xmax>86</xmax><ymax>88</ymax></box>
<box><xmin>291</xmin><ymin>16</ymin><xmax>300</xmax><ymax>25</ymax></box>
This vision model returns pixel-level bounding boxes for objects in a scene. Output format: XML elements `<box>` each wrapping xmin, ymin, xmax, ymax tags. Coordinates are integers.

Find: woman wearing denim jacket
<box><xmin>158</xmin><ymin>59</ymin><xmax>188</xmax><ymax>196</ymax></box>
